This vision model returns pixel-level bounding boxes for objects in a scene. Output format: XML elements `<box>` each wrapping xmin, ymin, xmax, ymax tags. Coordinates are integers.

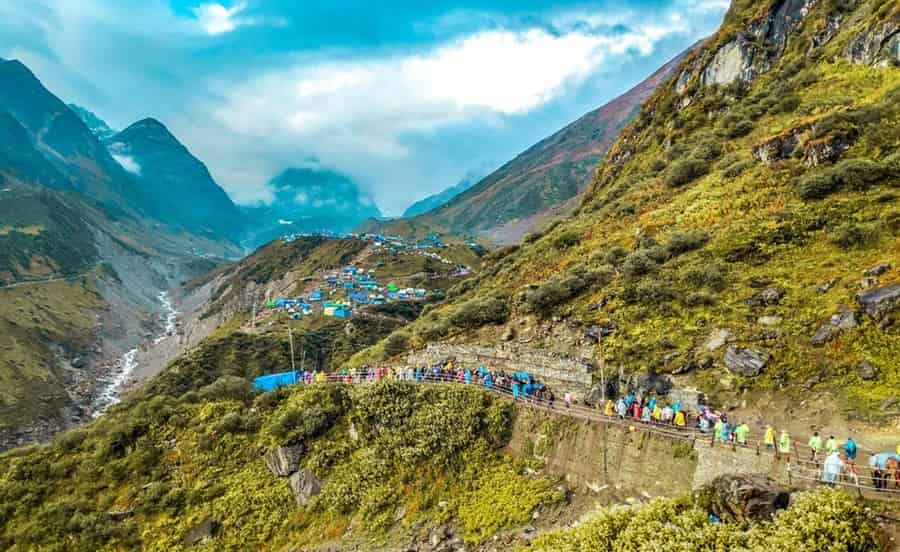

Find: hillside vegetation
<box><xmin>352</xmin><ymin>0</ymin><xmax>900</xmax><ymax>420</ymax></box>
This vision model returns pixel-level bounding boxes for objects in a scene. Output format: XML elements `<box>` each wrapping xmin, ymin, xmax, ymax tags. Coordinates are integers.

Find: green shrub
<box><xmin>622</xmin><ymin>278</ymin><xmax>675</xmax><ymax>305</ymax></box>
<box><xmin>621</xmin><ymin>250</ymin><xmax>659</xmax><ymax>278</ymax></box>
<box><xmin>266</xmin><ymin>386</ymin><xmax>346</xmax><ymax>445</ymax></box>
<box><xmin>602</xmin><ymin>245</ymin><xmax>628</xmax><ymax>266</ymax></box>
<box><xmin>684</xmin><ymin>291</ymin><xmax>716</xmax><ymax>307</ymax></box>
<box><xmin>456</xmin><ymin>461</ymin><xmax>563</xmax><ymax>544</ymax></box>
<box><xmin>830</xmin><ymin>223</ymin><xmax>880</xmax><ymax>249</ymax></box>
<box><xmin>665</xmin><ymin>230</ymin><xmax>710</xmax><ymax>257</ymax></box>
<box><xmin>649</xmin><ymin>158</ymin><xmax>667</xmax><ymax>172</ymax></box>
<box><xmin>524</xmin><ymin>266</ymin><xmax>614</xmax><ymax>315</ymax></box>
<box><xmin>665</xmin><ymin>158</ymin><xmax>708</xmax><ymax>188</ymax></box>
<box><xmin>797</xmin><ymin>171</ymin><xmax>841</xmax><ymax>199</ymax></box>
<box><xmin>197</xmin><ymin>375</ymin><xmax>252</xmax><ymax>404</ymax></box>
<box><xmin>450</xmin><ymin>295</ymin><xmax>510</xmax><ymax>329</ymax></box>
<box><xmin>723</xmin><ymin>160</ymin><xmax>753</xmax><ymax>178</ymax></box>
<box><xmin>416</xmin><ymin>318</ymin><xmax>451</xmax><ymax>341</ymax></box>
<box><xmin>552</xmin><ymin>229</ymin><xmax>581</xmax><ymax>249</ymax></box>
<box><xmin>833</xmin><ymin>158</ymin><xmax>887</xmax><ymax>191</ymax></box>
<box><xmin>691</xmin><ymin>138</ymin><xmax>723</xmax><ymax>162</ymax></box>
<box><xmin>382</xmin><ymin>332</ymin><xmax>409</xmax><ymax>358</ymax></box>
<box><xmin>684</xmin><ymin>262</ymin><xmax>728</xmax><ymax>291</ymax></box>
<box><xmin>726</xmin><ymin>119</ymin><xmax>754</xmax><ymax>138</ymax></box>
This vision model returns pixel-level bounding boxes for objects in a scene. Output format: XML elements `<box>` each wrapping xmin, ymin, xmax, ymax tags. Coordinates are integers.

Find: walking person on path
<box><xmin>764</xmin><ymin>426</ymin><xmax>775</xmax><ymax>450</ymax></box>
<box><xmin>778</xmin><ymin>430</ymin><xmax>792</xmax><ymax>465</ymax></box>
<box><xmin>809</xmin><ymin>432</ymin><xmax>823</xmax><ymax>462</ymax></box>
<box><xmin>826</xmin><ymin>435</ymin><xmax>839</xmax><ymax>456</ymax></box>
<box><xmin>734</xmin><ymin>422</ymin><xmax>749</xmax><ymax>446</ymax></box>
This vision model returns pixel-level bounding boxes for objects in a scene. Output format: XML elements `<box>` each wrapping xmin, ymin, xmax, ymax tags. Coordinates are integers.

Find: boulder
<box><xmin>724</xmin><ymin>346</ymin><xmax>770</xmax><ymax>377</ymax></box>
<box><xmin>704</xmin><ymin>328</ymin><xmax>731</xmax><ymax>352</ymax></box>
<box><xmin>857</xmin><ymin>361</ymin><xmax>878</xmax><ymax>381</ymax></box>
<box><xmin>757</xmin><ymin>316</ymin><xmax>782</xmax><ymax>327</ymax></box>
<box><xmin>636</xmin><ymin>372</ymin><xmax>673</xmax><ymax>396</ymax></box>
<box><xmin>803</xmin><ymin>135</ymin><xmax>851</xmax><ymax>166</ymax></box>
<box><xmin>810</xmin><ymin>308</ymin><xmax>857</xmax><ymax>346</ymax></box>
<box><xmin>668</xmin><ymin>388</ymin><xmax>705</xmax><ymax>413</ymax></box>
<box><xmin>183</xmin><ymin>517</ymin><xmax>218</xmax><ymax>547</ymax></box>
<box><xmin>265</xmin><ymin>445</ymin><xmax>304</xmax><ymax>477</ymax></box>
<box><xmin>288</xmin><ymin>469</ymin><xmax>322</xmax><ymax>506</ymax></box>
<box><xmin>865</xmin><ymin>263</ymin><xmax>891</xmax><ymax>277</ymax></box>
<box><xmin>746</xmin><ymin>287</ymin><xmax>783</xmax><ymax>307</ymax></box>
<box><xmin>857</xmin><ymin>283</ymin><xmax>900</xmax><ymax>320</ymax></box>
<box><xmin>699</xmin><ymin>474</ymin><xmax>790</xmax><ymax>523</ymax></box>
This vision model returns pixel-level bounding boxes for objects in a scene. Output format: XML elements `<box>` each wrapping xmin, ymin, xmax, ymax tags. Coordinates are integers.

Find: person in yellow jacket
<box><xmin>315</xmin><ymin>371</ymin><xmax>326</xmax><ymax>384</ymax></box>
<box><xmin>604</xmin><ymin>399</ymin><xmax>614</xmax><ymax>417</ymax></box>
<box><xmin>652</xmin><ymin>405</ymin><xmax>662</xmax><ymax>422</ymax></box>
<box><xmin>674</xmin><ymin>410</ymin><xmax>686</xmax><ymax>428</ymax></box>
<box><xmin>764</xmin><ymin>426</ymin><xmax>775</xmax><ymax>449</ymax></box>
<box><xmin>778</xmin><ymin>430</ymin><xmax>791</xmax><ymax>463</ymax></box>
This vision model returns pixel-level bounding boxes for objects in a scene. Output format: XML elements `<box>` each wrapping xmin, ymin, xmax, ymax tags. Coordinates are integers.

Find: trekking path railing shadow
<box><xmin>285</xmin><ymin>372</ymin><xmax>900</xmax><ymax>502</ymax></box>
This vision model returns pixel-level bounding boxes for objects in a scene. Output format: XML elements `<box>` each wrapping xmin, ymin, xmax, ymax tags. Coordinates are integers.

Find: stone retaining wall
<box><xmin>509</xmin><ymin>408</ymin><xmax>794</xmax><ymax>499</ymax></box>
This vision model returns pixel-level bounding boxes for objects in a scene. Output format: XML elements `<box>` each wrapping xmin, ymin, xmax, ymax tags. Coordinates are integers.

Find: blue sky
<box><xmin>1</xmin><ymin>1</ymin><xmax>728</xmax><ymax>214</ymax></box>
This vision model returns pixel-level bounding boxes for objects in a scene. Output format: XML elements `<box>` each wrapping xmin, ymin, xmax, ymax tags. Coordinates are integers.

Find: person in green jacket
<box><xmin>825</xmin><ymin>435</ymin><xmax>839</xmax><ymax>455</ymax></box>
<box><xmin>734</xmin><ymin>422</ymin><xmax>750</xmax><ymax>445</ymax></box>
<box><xmin>778</xmin><ymin>430</ymin><xmax>792</xmax><ymax>463</ymax></box>
<box><xmin>808</xmin><ymin>432</ymin><xmax>823</xmax><ymax>462</ymax></box>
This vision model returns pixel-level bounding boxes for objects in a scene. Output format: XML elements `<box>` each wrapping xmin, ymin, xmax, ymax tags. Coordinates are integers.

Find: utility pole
<box><xmin>288</xmin><ymin>325</ymin><xmax>296</xmax><ymax>372</ymax></box>
<box><xmin>252</xmin><ymin>293</ymin><xmax>258</xmax><ymax>329</ymax></box>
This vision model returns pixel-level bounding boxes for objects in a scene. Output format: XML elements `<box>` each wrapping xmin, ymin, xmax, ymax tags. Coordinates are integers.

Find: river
<box><xmin>91</xmin><ymin>290</ymin><xmax>179</xmax><ymax>416</ymax></box>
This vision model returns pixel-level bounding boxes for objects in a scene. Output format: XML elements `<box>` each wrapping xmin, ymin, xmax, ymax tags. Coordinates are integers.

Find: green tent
<box><xmin>266</xmin><ymin>300</ymin><xmax>277</xmax><ymax>309</ymax></box>
<box><xmin>387</xmin><ymin>283</ymin><xmax>399</xmax><ymax>292</ymax></box>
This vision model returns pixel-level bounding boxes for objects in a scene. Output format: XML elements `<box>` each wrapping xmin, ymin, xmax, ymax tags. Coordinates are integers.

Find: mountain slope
<box><xmin>356</xmin><ymin>0</ymin><xmax>900</xmax><ymax>424</ymax></box>
<box><xmin>423</xmin><ymin>47</ymin><xmax>692</xmax><ymax>242</ymax></box>
<box><xmin>0</xmin><ymin>59</ymin><xmax>141</xmax><ymax>214</ymax></box>
<box><xmin>402</xmin><ymin>171</ymin><xmax>480</xmax><ymax>218</ymax></box>
<box><xmin>68</xmin><ymin>103</ymin><xmax>117</xmax><ymax>141</ymax></box>
<box><xmin>108</xmin><ymin>118</ymin><xmax>243</xmax><ymax>241</ymax></box>
<box><xmin>240</xmin><ymin>167</ymin><xmax>382</xmax><ymax>248</ymax></box>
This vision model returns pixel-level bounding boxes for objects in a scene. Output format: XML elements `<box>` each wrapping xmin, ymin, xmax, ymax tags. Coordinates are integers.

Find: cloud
<box><xmin>213</xmin><ymin>18</ymin><xmax>688</xmax><ymax>159</ymax></box>
<box><xmin>190</xmin><ymin>2</ymin><xmax>247</xmax><ymax>35</ymax></box>
<box><xmin>189</xmin><ymin>1</ymin><xmax>284</xmax><ymax>36</ymax></box>
<box><xmin>111</xmin><ymin>153</ymin><xmax>141</xmax><ymax>175</ymax></box>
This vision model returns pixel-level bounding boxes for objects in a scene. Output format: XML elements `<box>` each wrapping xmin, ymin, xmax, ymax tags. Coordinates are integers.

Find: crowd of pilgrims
<box><xmin>303</xmin><ymin>361</ymin><xmax>750</xmax><ymax>438</ymax></box>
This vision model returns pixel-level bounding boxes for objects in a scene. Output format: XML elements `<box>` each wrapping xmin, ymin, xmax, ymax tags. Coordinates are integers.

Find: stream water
<box><xmin>91</xmin><ymin>290</ymin><xmax>179</xmax><ymax>416</ymax></box>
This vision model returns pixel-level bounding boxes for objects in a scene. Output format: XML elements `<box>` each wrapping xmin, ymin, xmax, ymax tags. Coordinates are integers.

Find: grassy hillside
<box><xmin>0</xmin><ymin>187</ymin><xmax>98</xmax><ymax>285</ymax></box>
<box><xmin>352</xmin><ymin>0</ymin><xmax>900</xmax><ymax>420</ymax></box>
<box><xmin>0</xmin><ymin>279</ymin><xmax>103</xmax><ymax>434</ymax></box>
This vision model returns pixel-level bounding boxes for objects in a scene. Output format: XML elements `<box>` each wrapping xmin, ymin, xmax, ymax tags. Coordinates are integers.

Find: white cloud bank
<box><xmin>212</xmin><ymin>16</ymin><xmax>689</xmax><ymax>163</ymax></box>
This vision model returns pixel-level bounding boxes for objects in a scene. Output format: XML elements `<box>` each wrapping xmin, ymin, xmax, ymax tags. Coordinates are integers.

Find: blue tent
<box><xmin>253</xmin><ymin>371</ymin><xmax>298</xmax><ymax>392</ymax></box>
<box><xmin>309</xmin><ymin>291</ymin><xmax>323</xmax><ymax>301</ymax></box>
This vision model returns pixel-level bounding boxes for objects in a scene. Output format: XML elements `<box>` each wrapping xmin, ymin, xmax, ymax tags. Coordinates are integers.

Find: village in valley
<box><xmin>260</xmin><ymin>230</ymin><xmax>481</xmax><ymax>322</ymax></box>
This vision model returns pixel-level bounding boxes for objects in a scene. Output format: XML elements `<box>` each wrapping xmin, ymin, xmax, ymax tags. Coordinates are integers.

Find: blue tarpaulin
<box><xmin>253</xmin><ymin>371</ymin><xmax>298</xmax><ymax>392</ymax></box>
<box><xmin>513</xmin><ymin>371</ymin><xmax>532</xmax><ymax>381</ymax></box>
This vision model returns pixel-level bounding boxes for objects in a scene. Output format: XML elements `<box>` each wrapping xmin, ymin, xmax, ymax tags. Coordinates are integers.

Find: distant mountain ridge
<box><xmin>0</xmin><ymin>58</ymin><xmax>142</xmax><ymax>215</ymax></box>
<box><xmin>377</xmin><ymin>46</ymin><xmax>697</xmax><ymax>243</ymax></box>
<box><xmin>402</xmin><ymin>171</ymin><xmax>481</xmax><ymax>218</ymax></box>
<box><xmin>240</xmin><ymin>167</ymin><xmax>382</xmax><ymax>249</ymax></box>
<box><xmin>107</xmin><ymin>118</ymin><xmax>244</xmax><ymax>240</ymax></box>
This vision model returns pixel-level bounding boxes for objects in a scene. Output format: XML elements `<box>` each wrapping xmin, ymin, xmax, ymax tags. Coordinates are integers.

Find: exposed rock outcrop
<box><xmin>288</xmin><ymin>469</ymin><xmax>322</xmax><ymax>506</ymax></box>
<box><xmin>724</xmin><ymin>346</ymin><xmax>770</xmax><ymax>377</ymax></box>
<box><xmin>699</xmin><ymin>474</ymin><xmax>790</xmax><ymax>523</ymax></box>
<box><xmin>846</xmin><ymin>14</ymin><xmax>900</xmax><ymax>67</ymax></box>
<box><xmin>857</xmin><ymin>361</ymin><xmax>878</xmax><ymax>381</ymax></box>
<box><xmin>702</xmin><ymin>38</ymin><xmax>758</xmax><ymax>86</ymax></box>
<box><xmin>265</xmin><ymin>445</ymin><xmax>304</xmax><ymax>477</ymax></box>
<box><xmin>746</xmin><ymin>288</ymin><xmax>784</xmax><ymax>307</ymax></box>
<box><xmin>183</xmin><ymin>517</ymin><xmax>218</xmax><ymax>547</ymax></box>
<box><xmin>857</xmin><ymin>283</ymin><xmax>900</xmax><ymax>320</ymax></box>
<box><xmin>810</xmin><ymin>307</ymin><xmax>857</xmax><ymax>345</ymax></box>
